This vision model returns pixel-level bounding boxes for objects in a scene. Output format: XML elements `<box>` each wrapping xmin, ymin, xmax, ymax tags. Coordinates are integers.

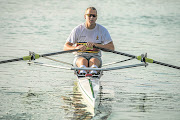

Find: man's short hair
<box><xmin>86</xmin><ymin>7</ymin><xmax>97</xmax><ymax>14</ymax></box>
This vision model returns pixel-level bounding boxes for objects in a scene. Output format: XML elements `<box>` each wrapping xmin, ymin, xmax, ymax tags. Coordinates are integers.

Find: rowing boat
<box><xmin>77</xmin><ymin>75</ymin><xmax>99</xmax><ymax>107</ymax></box>
<box><xmin>0</xmin><ymin>46</ymin><xmax>179</xmax><ymax>110</ymax></box>
<box><xmin>76</xmin><ymin>71</ymin><xmax>103</xmax><ymax>108</ymax></box>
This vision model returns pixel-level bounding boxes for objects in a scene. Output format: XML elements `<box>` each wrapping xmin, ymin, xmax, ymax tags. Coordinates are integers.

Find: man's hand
<box><xmin>75</xmin><ymin>45</ymin><xmax>87</xmax><ymax>51</ymax></box>
<box><xmin>75</xmin><ymin>42</ymin><xmax>95</xmax><ymax>51</ymax></box>
<box><xmin>86</xmin><ymin>42</ymin><xmax>94</xmax><ymax>48</ymax></box>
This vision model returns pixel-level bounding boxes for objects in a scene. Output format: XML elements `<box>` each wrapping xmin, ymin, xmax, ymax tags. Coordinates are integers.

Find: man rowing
<box><xmin>64</xmin><ymin>7</ymin><xmax>114</xmax><ymax>75</ymax></box>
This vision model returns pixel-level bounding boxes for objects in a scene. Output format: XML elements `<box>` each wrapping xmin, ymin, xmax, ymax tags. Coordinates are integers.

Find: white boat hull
<box><xmin>77</xmin><ymin>76</ymin><xmax>100</xmax><ymax>108</ymax></box>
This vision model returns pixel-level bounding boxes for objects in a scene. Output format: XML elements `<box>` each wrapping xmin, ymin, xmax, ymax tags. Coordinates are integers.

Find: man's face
<box><xmin>84</xmin><ymin>9</ymin><xmax>97</xmax><ymax>25</ymax></box>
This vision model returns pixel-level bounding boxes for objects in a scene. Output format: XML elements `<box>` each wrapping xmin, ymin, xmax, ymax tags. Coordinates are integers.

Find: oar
<box><xmin>94</xmin><ymin>46</ymin><xmax>180</xmax><ymax>70</ymax></box>
<box><xmin>0</xmin><ymin>49</ymin><xmax>79</xmax><ymax>64</ymax></box>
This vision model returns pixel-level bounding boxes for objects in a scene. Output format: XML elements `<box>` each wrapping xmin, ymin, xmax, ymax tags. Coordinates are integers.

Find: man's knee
<box><xmin>76</xmin><ymin>57</ymin><xmax>88</xmax><ymax>67</ymax></box>
<box><xmin>89</xmin><ymin>57</ymin><xmax>101</xmax><ymax>67</ymax></box>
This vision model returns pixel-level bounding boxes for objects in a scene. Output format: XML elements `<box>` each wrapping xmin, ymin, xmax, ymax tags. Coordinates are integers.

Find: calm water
<box><xmin>0</xmin><ymin>0</ymin><xmax>180</xmax><ymax>120</ymax></box>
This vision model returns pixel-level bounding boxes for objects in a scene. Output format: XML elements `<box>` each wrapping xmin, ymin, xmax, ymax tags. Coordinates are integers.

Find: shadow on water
<box><xmin>61</xmin><ymin>81</ymin><xmax>113</xmax><ymax>120</ymax></box>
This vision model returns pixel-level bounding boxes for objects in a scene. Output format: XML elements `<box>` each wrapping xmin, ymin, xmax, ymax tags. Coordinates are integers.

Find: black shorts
<box><xmin>73</xmin><ymin>55</ymin><xmax>102</xmax><ymax>67</ymax></box>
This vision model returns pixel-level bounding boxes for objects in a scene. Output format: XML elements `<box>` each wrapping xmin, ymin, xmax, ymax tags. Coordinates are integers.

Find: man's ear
<box><xmin>84</xmin><ymin>15</ymin><xmax>86</xmax><ymax>19</ymax></box>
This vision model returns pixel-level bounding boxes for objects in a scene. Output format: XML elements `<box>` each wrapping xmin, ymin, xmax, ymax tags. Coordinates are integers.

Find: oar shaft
<box><xmin>93</xmin><ymin>46</ymin><xmax>136</xmax><ymax>58</ymax></box>
<box><xmin>40</xmin><ymin>49</ymin><xmax>79</xmax><ymax>57</ymax></box>
<box><xmin>94</xmin><ymin>46</ymin><xmax>180</xmax><ymax>70</ymax></box>
<box><xmin>0</xmin><ymin>49</ymin><xmax>79</xmax><ymax>64</ymax></box>
<box><xmin>0</xmin><ymin>58</ymin><xmax>23</xmax><ymax>64</ymax></box>
<box><xmin>153</xmin><ymin>60</ymin><xmax>180</xmax><ymax>69</ymax></box>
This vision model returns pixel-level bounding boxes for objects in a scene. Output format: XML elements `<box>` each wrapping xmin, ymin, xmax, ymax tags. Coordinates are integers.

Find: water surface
<box><xmin>0</xmin><ymin>0</ymin><xmax>180</xmax><ymax>120</ymax></box>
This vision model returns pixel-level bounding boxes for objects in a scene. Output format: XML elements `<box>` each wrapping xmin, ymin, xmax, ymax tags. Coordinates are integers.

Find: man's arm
<box><xmin>64</xmin><ymin>42</ymin><xmax>87</xmax><ymax>51</ymax></box>
<box><xmin>94</xmin><ymin>41</ymin><xmax>114</xmax><ymax>51</ymax></box>
<box><xmin>64</xmin><ymin>42</ymin><xmax>75</xmax><ymax>51</ymax></box>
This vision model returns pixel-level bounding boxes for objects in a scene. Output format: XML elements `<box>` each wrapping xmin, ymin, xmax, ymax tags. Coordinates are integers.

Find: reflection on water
<box><xmin>61</xmin><ymin>81</ymin><xmax>113</xmax><ymax>120</ymax></box>
<box><xmin>61</xmin><ymin>81</ymin><xmax>94</xmax><ymax>119</ymax></box>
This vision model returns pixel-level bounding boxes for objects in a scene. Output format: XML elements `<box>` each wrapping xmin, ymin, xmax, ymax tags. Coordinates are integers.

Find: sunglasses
<box><xmin>86</xmin><ymin>14</ymin><xmax>97</xmax><ymax>17</ymax></box>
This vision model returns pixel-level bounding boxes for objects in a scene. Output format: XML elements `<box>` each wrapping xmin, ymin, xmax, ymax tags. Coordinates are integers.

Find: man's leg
<box><xmin>89</xmin><ymin>57</ymin><xmax>101</xmax><ymax>74</ymax></box>
<box><xmin>75</xmin><ymin>57</ymin><xmax>88</xmax><ymax>74</ymax></box>
<box><xmin>76</xmin><ymin>57</ymin><xmax>88</xmax><ymax>67</ymax></box>
<box><xmin>89</xmin><ymin>57</ymin><xmax>101</xmax><ymax>67</ymax></box>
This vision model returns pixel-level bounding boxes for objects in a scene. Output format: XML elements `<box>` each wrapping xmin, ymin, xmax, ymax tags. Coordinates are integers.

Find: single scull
<box><xmin>0</xmin><ymin>47</ymin><xmax>179</xmax><ymax>108</ymax></box>
<box><xmin>77</xmin><ymin>73</ymin><xmax>101</xmax><ymax>108</ymax></box>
